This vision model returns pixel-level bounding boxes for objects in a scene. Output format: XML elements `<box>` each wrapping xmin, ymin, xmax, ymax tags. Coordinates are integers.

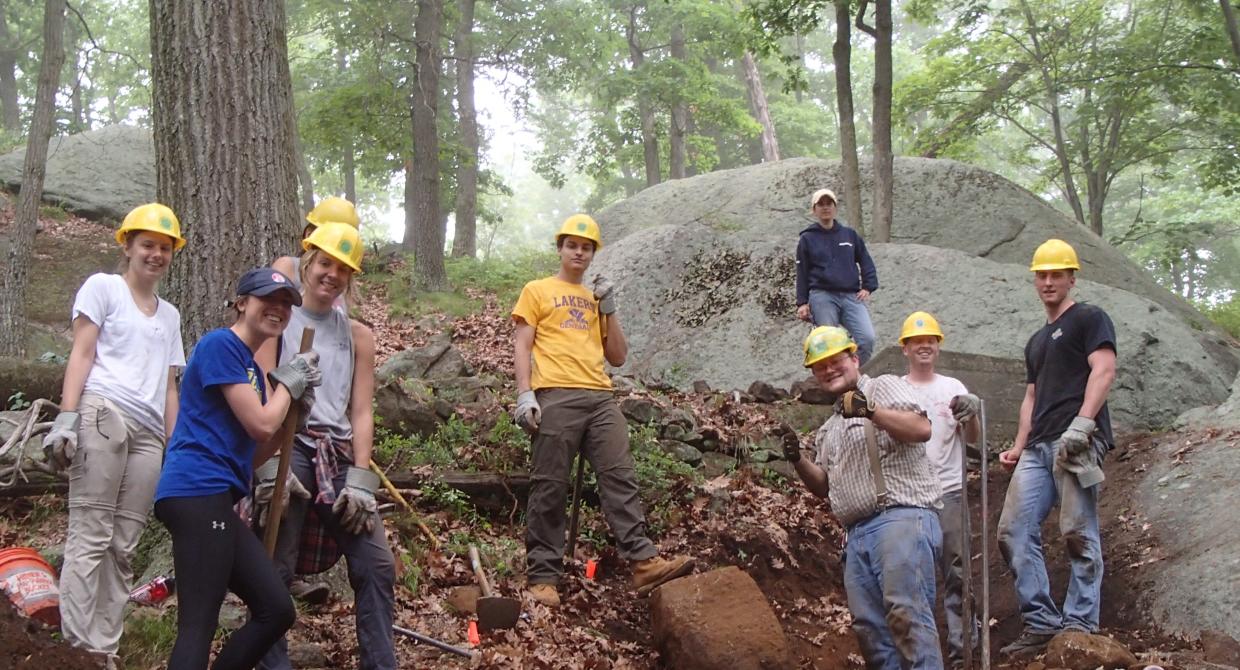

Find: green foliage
<box><xmin>629</xmin><ymin>423</ymin><xmax>701</xmax><ymax>535</ymax></box>
<box><xmin>6</xmin><ymin>391</ymin><xmax>30</xmax><ymax>411</ymax></box>
<box><xmin>1201</xmin><ymin>296</ymin><xmax>1240</xmax><ymax>340</ymax></box>
<box><xmin>362</xmin><ymin>249</ymin><xmax>557</xmax><ymax>319</ymax></box>
<box><xmin>118</xmin><ymin>608</ymin><xmax>179</xmax><ymax>669</ymax></box>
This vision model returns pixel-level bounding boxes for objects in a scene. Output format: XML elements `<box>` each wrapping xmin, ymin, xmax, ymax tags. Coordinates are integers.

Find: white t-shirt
<box><xmin>75</xmin><ymin>273</ymin><xmax>186</xmax><ymax>435</ymax></box>
<box><xmin>902</xmin><ymin>373</ymin><xmax>969</xmax><ymax>494</ymax></box>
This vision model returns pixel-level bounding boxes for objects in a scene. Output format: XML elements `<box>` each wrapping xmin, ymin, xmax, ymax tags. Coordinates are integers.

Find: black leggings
<box><xmin>155</xmin><ymin>493</ymin><xmax>295</xmax><ymax>670</ymax></box>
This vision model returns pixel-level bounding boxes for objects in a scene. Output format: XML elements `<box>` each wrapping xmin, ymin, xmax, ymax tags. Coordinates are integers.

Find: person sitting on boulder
<box><xmin>996</xmin><ymin>239</ymin><xmax>1116</xmax><ymax>656</ymax></box>
<box><xmin>154</xmin><ymin>268</ymin><xmax>318</xmax><ymax>670</ymax></box>
<box><xmin>794</xmin><ymin>188</ymin><xmax>879</xmax><ymax>364</ymax></box>
<box><xmin>782</xmin><ymin>325</ymin><xmax>943</xmax><ymax>669</ymax></box>
<box><xmin>273</xmin><ymin>195</ymin><xmax>358</xmax><ymax>312</ymax></box>
<box><xmin>254</xmin><ymin>223</ymin><xmax>396</xmax><ymax>670</ymax></box>
<box><xmin>512</xmin><ymin>213</ymin><xmax>694</xmax><ymax>607</ymax></box>
<box><xmin>899</xmin><ymin>311</ymin><xmax>982</xmax><ymax>666</ymax></box>
<box><xmin>42</xmin><ymin>203</ymin><xmax>187</xmax><ymax>668</ymax></box>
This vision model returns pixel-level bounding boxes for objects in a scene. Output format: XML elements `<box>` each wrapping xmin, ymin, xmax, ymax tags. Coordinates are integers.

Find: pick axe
<box><xmin>263</xmin><ymin>328</ymin><xmax>315</xmax><ymax>557</ymax></box>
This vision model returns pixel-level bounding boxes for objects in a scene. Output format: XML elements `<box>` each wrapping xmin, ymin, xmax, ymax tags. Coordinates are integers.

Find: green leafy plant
<box><xmin>6</xmin><ymin>391</ymin><xmax>30</xmax><ymax>411</ymax></box>
<box><xmin>629</xmin><ymin>423</ymin><xmax>701</xmax><ymax>536</ymax></box>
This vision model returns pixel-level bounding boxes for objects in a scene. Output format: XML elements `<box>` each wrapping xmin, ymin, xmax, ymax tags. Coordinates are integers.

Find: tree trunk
<box><xmin>870</xmin><ymin>0</ymin><xmax>893</xmax><ymax>242</ymax></box>
<box><xmin>405</xmin><ymin>0</ymin><xmax>447</xmax><ymax>290</ymax></box>
<box><xmin>834</xmin><ymin>0</ymin><xmax>864</xmax><ymax>228</ymax></box>
<box><xmin>0</xmin><ymin>0</ymin><xmax>65</xmax><ymax>356</ymax></box>
<box><xmin>150</xmin><ymin>0</ymin><xmax>302</xmax><ymax>346</ymax></box>
<box><xmin>1221</xmin><ymin>0</ymin><xmax>1240</xmax><ymax>66</ymax></box>
<box><xmin>741</xmin><ymin>52</ymin><xmax>780</xmax><ymax>162</ymax></box>
<box><xmin>337</xmin><ymin>50</ymin><xmax>356</xmax><ymax>203</ymax></box>
<box><xmin>626</xmin><ymin>8</ymin><xmax>660</xmax><ymax>188</ymax></box>
<box><xmin>0</xmin><ymin>6</ymin><xmax>19</xmax><ymax>132</ymax></box>
<box><xmin>668</xmin><ymin>23</ymin><xmax>688</xmax><ymax>180</ymax></box>
<box><xmin>291</xmin><ymin>115</ymin><xmax>315</xmax><ymax>216</ymax></box>
<box><xmin>451</xmin><ymin>0</ymin><xmax>478</xmax><ymax>258</ymax></box>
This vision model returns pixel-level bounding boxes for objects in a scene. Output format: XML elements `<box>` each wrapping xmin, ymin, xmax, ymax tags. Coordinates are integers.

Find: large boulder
<box><xmin>0</xmin><ymin>125</ymin><xmax>154</xmax><ymax>220</ymax></box>
<box><xmin>591</xmin><ymin>158</ymin><xmax>1238</xmax><ymax>431</ymax></box>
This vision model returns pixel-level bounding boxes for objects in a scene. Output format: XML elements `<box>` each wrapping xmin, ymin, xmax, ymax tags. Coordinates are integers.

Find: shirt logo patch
<box><xmin>560</xmin><ymin>308</ymin><xmax>589</xmax><ymax>330</ymax></box>
<box><xmin>1051</xmin><ymin>328</ymin><xmax>1063</xmax><ymax>340</ymax></box>
<box><xmin>212</xmin><ymin>521</ymin><xmax>226</xmax><ymax>530</ymax></box>
<box><xmin>247</xmin><ymin>367</ymin><xmax>261</xmax><ymax>395</ymax></box>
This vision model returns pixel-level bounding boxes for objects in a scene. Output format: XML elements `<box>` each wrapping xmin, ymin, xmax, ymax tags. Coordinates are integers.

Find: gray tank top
<box><xmin>281</xmin><ymin>304</ymin><xmax>354</xmax><ymax>444</ymax></box>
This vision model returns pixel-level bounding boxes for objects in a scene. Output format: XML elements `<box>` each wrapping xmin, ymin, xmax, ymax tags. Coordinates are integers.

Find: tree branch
<box><xmin>856</xmin><ymin>0</ymin><xmax>876</xmax><ymax>37</ymax></box>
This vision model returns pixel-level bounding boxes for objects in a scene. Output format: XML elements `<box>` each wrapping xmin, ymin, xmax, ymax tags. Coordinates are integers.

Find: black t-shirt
<box><xmin>1025</xmin><ymin>302</ymin><xmax>1117</xmax><ymax>448</ymax></box>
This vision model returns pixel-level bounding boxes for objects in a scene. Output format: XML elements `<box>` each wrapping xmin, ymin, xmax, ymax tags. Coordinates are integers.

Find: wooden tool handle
<box><xmin>263</xmin><ymin>327</ymin><xmax>315</xmax><ymax>556</ymax></box>
<box><xmin>468</xmin><ymin>544</ymin><xmax>494</xmax><ymax>597</ymax></box>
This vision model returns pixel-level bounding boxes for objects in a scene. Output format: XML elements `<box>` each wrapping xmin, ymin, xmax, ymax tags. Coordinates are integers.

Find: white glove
<box><xmin>514</xmin><ymin>390</ymin><xmax>541</xmax><ymax>432</ymax></box>
<box><xmin>269</xmin><ymin>351</ymin><xmax>322</xmax><ymax>400</ymax></box>
<box><xmin>950</xmin><ymin>394</ymin><xmax>981</xmax><ymax>423</ymax></box>
<box><xmin>593</xmin><ymin>276</ymin><xmax>617</xmax><ymax>315</ymax></box>
<box><xmin>332</xmin><ymin>466</ymin><xmax>379</xmax><ymax>535</ymax></box>
<box><xmin>1057</xmin><ymin>416</ymin><xmax>1096</xmax><ymax>456</ymax></box>
<box><xmin>42</xmin><ymin>411</ymin><xmax>80</xmax><ymax>471</ymax></box>
<box><xmin>253</xmin><ymin>457</ymin><xmax>311</xmax><ymax>529</ymax></box>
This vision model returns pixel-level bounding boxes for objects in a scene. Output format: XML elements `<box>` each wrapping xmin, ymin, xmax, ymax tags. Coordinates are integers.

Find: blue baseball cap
<box><xmin>235</xmin><ymin>267</ymin><xmax>302</xmax><ymax>306</ymax></box>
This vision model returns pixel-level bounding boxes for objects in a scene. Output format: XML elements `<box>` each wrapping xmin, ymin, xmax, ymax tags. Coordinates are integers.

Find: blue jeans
<box><xmin>808</xmin><ymin>289</ymin><xmax>876</xmax><ymax>364</ymax></box>
<box><xmin>997</xmin><ymin>440</ymin><xmax>1104</xmax><ymax>635</ymax></box>
<box><xmin>843</xmin><ymin>507</ymin><xmax>944</xmax><ymax>670</ymax></box>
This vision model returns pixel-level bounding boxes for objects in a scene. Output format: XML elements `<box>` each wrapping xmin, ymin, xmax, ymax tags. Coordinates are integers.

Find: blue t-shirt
<box><xmin>156</xmin><ymin>328</ymin><xmax>266</xmax><ymax>502</ymax></box>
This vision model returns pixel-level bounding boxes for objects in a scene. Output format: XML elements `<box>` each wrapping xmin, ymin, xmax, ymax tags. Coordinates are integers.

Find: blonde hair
<box><xmin>299</xmin><ymin>247</ymin><xmax>360</xmax><ymax>305</ymax></box>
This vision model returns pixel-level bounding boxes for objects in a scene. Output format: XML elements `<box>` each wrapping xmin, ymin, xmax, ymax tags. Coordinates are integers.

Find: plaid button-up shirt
<box><xmin>814</xmin><ymin>374</ymin><xmax>943</xmax><ymax>528</ymax></box>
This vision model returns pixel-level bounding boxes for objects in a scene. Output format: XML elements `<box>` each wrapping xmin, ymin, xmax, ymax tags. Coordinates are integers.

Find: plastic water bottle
<box><xmin>128</xmin><ymin>575</ymin><xmax>176</xmax><ymax>606</ymax></box>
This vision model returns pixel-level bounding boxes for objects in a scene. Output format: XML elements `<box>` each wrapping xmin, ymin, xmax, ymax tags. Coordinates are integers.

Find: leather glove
<box><xmin>780</xmin><ymin>430</ymin><xmax>802</xmax><ymax>463</ymax></box>
<box><xmin>42</xmin><ymin>411</ymin><xmax>80</xmax><ymax>471</ymax></box>
<box><xmin>836</xmin><ymin>389</ymin><xmax>875</xmax><ymax>419</ymax></box>
<box><xmin>1057</xmin><ymin>416</ymin><xmax>1096</xmax><ymax>456</ymax></box>
<box><xmin>514</xmin><ymin>390</ymin><xmax>541</xmax><ymax>433</ymax></box>
<box><xmin>950</xmin><ymin>393</ymin><xmax>981</xmax><ymax>423</ymax></box>
<box><xmin>593</xmin><ymin>275</ymin><xmax>617</xmax><ymax>315</ymax></box>
<box><xmin>253</xmin><ymin>456</ymin><xmax>311</xmax><ymax>529</ymax></box>
<box><xmin>332</xmin><ymin>466</ymin><xmax>379</xmax><ymax>535</ymax></box>
<box><xmin>269</xmin><ymin>351</ymin><xmax>322</xmax><ymax>400</ymax></box>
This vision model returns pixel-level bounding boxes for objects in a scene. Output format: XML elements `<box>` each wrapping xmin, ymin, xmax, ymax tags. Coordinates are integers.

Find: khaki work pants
<box><xmin>60</xmin><ymin>393</ymin><xmax>165</xmax><ymax>654</ymax></box>
<box><xmin>525</xmin><ymin>388</ymin><xmax>656</xmax><ymax>585</ymax></box>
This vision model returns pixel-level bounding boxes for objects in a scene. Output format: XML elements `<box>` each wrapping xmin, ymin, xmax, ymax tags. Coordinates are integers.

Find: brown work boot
<box><xmin>527</xmin><ymin>583</ymin><xmax>560</xmax><ymax>608</ymax></box>
<box><xmin>289</xmin><ymin>578</ymin><xmax>331</xmax><ymax>605</ymax></box>
<box><xmin>632</xmin><ymin>555</ymin><xmax>695</xmax><ymax>595</ymax></box>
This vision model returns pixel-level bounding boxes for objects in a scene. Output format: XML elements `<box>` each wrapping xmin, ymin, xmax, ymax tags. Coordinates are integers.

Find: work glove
<box><xmin>780</xmin><ymin>430</ymin><xmax>802</xmax><ymax>464</ymax></box>
<box><xmin>950</xmin><ymin>393</ymin><xmax>981</xmax><ymax>423</ymax></box>
<box><xmin>268</xmin><ymin>351</ymin><xmax>322</xmax><ymax>401</ymax></box>
<box><xmin>332</xmin><ymin>466</ymin><xmax>379</xmax><ymax>535</ymax></box>
<box><xmin>253</xmin><ymin>456</ymin><xmax>311</xmax><ymax>529</ymax></box>
<box><xmin>593</xmin><ymin>275</ymin><xmax>617</xmax><ymax>315</ymax></box>
<box><xmin>1056</xmin><ymin>416</ymin><xmax>1096</xmax><ymax>457</ymax></box>
<box><xmin>514</xmin><ymin>390</ymin><xmax>541</xmax><ymax>433</ymax></box>
<box><xmin>42</xmin><ymin>411</ymin><xmax>80</xmax><ymax>471</ymax></box>
<box><xmin>836</xmin><ymin>389</ymin><xmax>875</xmax><ymax>419</ymax></box>
<box><xmin>295</xmin><ymin>384</ymin><xmax>316</xmax><ymax>432</ymax></box>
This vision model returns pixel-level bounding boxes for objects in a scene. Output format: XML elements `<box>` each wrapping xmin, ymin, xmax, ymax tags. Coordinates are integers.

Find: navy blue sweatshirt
<box><xmin>795</xmin><ymin>220</ymin><xmax>879</xmax><ymax>305</ymax></box>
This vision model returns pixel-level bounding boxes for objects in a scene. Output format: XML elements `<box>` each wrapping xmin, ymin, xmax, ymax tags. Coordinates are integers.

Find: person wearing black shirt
<box><xmin>996</xmin><ymin>239</ymin><xmax>1117</xmax><ymax>657</ymax></box>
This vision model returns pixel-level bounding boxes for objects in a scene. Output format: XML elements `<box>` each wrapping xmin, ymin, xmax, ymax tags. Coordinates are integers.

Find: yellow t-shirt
<box><xmin>511</xmin><ymin>276</ymin><xmax>611</xmax><ymax>391</ymax></box>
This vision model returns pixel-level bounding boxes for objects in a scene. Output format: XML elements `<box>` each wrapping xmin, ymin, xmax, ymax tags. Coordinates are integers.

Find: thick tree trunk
<box><xmin>150</xmin><ymin>0</ymin><xmax>302</xmax><ymax>346</ymax></box>
<box><xmin>0</xmin><ymin>7</ymin><xmax>19</xmax><ymax>132</ymax></box>
<box><xmin>291</xmin><ymin>117</ymin><xmax>315</xmax><ymax>216</ymax></box>
<box><xmin>626</xmin><ymin>9</ymin><xmax>660</xmax><ymax>188</ymax></box>
<box><xmin>406</xmin><ymin>0</ymin><xmax>447</xmax><ymax>290</ymax></box>
<box><xmin>834</xmin><ymin>0</ymin><xmax>864</xmax><ymax>228</ymax></box>
<box><xmin>337</xmin><ymin>50</ymin><xmax>356</xmax><ymax>203</ymax></box>
<box><xmin>1221</xmin><ymin>0</ymin><xmax>1240</xmax><ymax>66</ymax></box>
<box><xmin>0</xmin><ymin>0</ymin><xmax>65</xmax><ymax>356</ymax></box>
<box><xmin>870</xmin><ymin>0</ymin><xmax>893</xmax><ymax>242</ymax></box>
<box><xmin>741</xmin><ymin>52</ymin><xmax>780</xmax><ymax>162</ymax></box>
<box><xmin>451</xmin><ymin>0</ymin><xmax>478</xmax><ymax>258</ymax></box>
<box><xmin>668</xmin><ymin>23</ymin><xmax>688</xmax><ymax>180</ymax></box>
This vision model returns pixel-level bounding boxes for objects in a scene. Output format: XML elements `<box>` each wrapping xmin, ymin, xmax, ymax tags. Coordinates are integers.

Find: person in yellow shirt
<box><xmin>512</xmin><ymin>214</ymin><xmax>694</xmax><ymax>608</ymax></box>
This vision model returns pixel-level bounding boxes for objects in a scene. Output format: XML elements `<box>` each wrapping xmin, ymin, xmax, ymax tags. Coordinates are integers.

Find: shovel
<box><xmin>468</xmin><ymin>544</ymin><xmax>520</xmax><ymax>631</ymax></box>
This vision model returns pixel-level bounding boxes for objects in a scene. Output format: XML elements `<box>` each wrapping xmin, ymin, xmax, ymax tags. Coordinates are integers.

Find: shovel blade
<box><xmin>476</xmin><ymin>595</ymin><xmax>521</xmax><ymax>631</ymax></box>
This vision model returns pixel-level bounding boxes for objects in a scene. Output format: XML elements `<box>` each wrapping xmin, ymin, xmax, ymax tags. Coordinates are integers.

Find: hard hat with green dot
<box><xmin>899</xmin><ymin>311</ymin><xmax>944</xmax><ymax>344</ymax></box>
<box><xmin>116</xmin><ymin>203</ymin><xmax>186</xmax><ymax>250</ymax></box>
<box><xmin>555</xmin><ymin>214</ymin><xmax>603</xmax><ymax>249</ymax></box>
<box><xmin>803</xmin><ymin>325</ymin><xmax>857</xmax><ymax>368</ymax></box>
<box><xmin>306</xmin><ymin>196</ymin><xmax>360</xmax><ymax>229</ymax></box>
<box><xmin>302</xmin><ymin>222</ymin><xmax>363</xmax><ymax>273</ymax></box>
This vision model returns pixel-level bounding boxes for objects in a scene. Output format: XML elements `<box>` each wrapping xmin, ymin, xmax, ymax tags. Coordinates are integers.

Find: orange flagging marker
<box><xmin>585</xmin><ymin>559</ymin><xmax>598</xmax><ymax>580</ymax></box>
<box><xmin>467</xmin><ymin>620</ymin><xmax>481</xmax><ymax>646</ymax></box>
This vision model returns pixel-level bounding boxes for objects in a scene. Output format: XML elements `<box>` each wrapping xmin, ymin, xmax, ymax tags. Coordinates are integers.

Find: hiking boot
<box><xmin>527</xmin><ymin>583</ymin><xmax>560</xmax><ymax>607</ymax></box>
<box><xmin>632</xmin><ymin>555</ymin><xmax>695</xmax><ymax>595</ymax></box>
<box><xmin>289</xmin><ymin>578</ymin><xmax>331</xmax><ymax>605</ymax></box>
<box><xmin>999</xmin><ymin>631</ymin><xmax>1055</xmax><ymax>656</ymax></box>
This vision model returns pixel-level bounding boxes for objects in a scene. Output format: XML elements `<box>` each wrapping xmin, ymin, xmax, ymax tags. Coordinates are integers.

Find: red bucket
<box><xmin>0</xmin><ymin>547</ymin><xmax>60</xmax><ymax>625</ymax></box>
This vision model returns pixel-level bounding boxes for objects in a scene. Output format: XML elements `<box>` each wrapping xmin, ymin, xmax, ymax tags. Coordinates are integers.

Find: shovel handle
<box><xmin>263</xmin><ymin>328</ymin><xmax>315</xmax><ymax>557</ymax></box>
<box><xmin>468</xmin><ymin>544</ymin><xmax>494</xmax><ymax>597</ymax></box>
<box><xmin>392</xmin><ymin>625</ymin><xmax>478</xmax><ymax>659</ymax></box>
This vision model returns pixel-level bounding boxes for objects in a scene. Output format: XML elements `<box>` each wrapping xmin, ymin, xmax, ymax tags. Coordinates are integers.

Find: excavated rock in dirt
<box><xmin>649</xmin><ymin>566</ymin><xmax>792</xmax><ymax>670</ymax></box>
<box><xmin>591</xmin><ymin>157</ymin><xmax>1238</xmax><ymax>432</ymax></box>
<box><xmin>374</xmin><ymin>378</ymin><xmax>451</xmax><ymax>437</ymax></box>
<box><xmin>1200</xmin><ymin>630</ymin><xmax>1240</xmax><ymax>668</ymax></box>
<box><xmin>0</xmin><ymin>125</ymin><xmax>154</xmax><ymax>221</ymax></box>
<box><xmin>1044</xmin><ymin>631</ymin><xmax>1138</xmax><ymax>669</ymax></box>
<box><xmin>376</xmin><ymin>335</ymin><xmax>474</xmax><ymax>384</ymax></box>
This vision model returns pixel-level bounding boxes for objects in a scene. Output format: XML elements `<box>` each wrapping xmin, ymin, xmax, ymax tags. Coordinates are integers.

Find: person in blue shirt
<box><xmin>154</xmin><ymin>268</ymin><xmax>321</xmax><ymax>670</ymax></box>
<box><xmin>795</xmin><ymin>188</ymin><xmax>879</xmax><ymax>364</ymax></box>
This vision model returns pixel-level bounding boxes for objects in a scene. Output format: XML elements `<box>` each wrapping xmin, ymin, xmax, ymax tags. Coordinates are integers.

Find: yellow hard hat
<box><xmin>302</xmin><ymin>222</ymin><xmax>364</xmax><ymax>273</ymax></box>
<box><xmin>555</xmin><ymin>214</ymin><xmax>603</xmax><ymax>250</ymax></box>
<box><xmin>803</xmin><ymin>326</ymin><xmax>857</xmax><ymax>368</ymax></box>
<box><xmin>899</xmin><ymin>311</ymin><xmax>944</xmax><ymax>344</ymax></box>
<box><xmin>305</xmin><ymin>196</ymin><xmax>360</xmax><ymax>229</ymax></box>
<box><xmin>116</xmin><ymin>203</ymin><xmax>186</xmax><ymax>250</ymax></box>
<box><xmin>1030</xmin><ymin>239</ymin><xmax>1080</xmax><ymax>272</ymax></box>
